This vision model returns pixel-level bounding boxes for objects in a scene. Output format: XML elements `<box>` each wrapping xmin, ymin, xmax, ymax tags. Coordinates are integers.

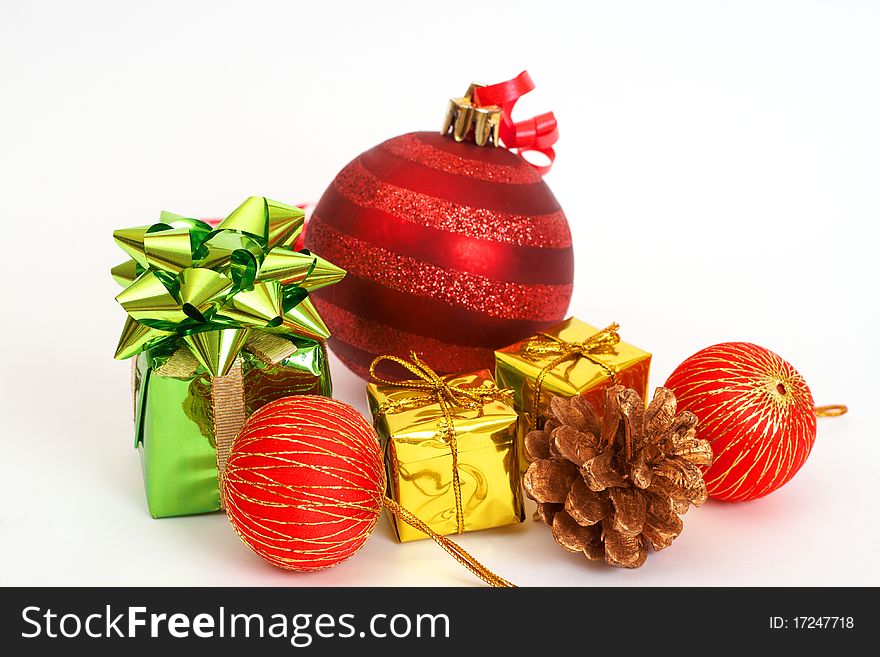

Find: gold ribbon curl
<box><xmin>521</xmin><ymin>323</ymin><xmax>622</xmax><ymax>431</ymax></box>
<box><xmin>369</xmin><ymin>352</ymin><xmax>513</xmax><ymax>535</ymax></box>
<box><xmin>814</xmin><ymin>404</ymin><xmax>848</xmax><ymax>417</ymax></box>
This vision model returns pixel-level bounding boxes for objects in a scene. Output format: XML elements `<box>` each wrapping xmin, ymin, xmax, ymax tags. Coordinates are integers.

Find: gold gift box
<box><xmin>495</xmin><ymin>318</ymin><xmax>651</xmax><ymax>472</ymax></box>
<box><xmin>366</xmin><ymin>369</ymin><xmax>525</xmax><ymax>542</ymax></box>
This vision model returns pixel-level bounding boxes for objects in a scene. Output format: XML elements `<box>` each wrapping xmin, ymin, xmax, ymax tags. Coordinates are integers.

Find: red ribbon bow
<box><xmin>472</xmin><ymin>71</ymin><xmax>558</xmax><ymax>175</ymax></box>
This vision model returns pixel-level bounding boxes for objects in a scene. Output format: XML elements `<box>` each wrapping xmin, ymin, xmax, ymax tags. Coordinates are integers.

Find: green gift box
<box><xmin>113</xmin><ymin>197</ymin><xmax>345</xmax><ymax>518</ymax></box>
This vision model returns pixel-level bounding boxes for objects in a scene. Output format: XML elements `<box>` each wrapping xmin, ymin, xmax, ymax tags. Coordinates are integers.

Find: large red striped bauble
<box><xmin>221</xmin><ymin>396</ymin><xmax>385</xmax><ymax>571</ymax></box>
<box><xmin>664</xmin><ymin>343</ymin><xmax>817</xmax><ymax>502</ymax></box>
<box><xmin>304</xmin><ymin>131</ymin><xmax>574</xmax><ymax>379</ymax></box>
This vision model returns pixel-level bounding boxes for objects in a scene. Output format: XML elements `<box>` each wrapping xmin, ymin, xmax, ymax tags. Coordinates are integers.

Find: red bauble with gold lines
<box><xmin>303</xmin><ymin>131</ymin><xmax>573</xmax><ymax>379</ymax></box>
<box><xmin>664</xmin><ymin>342</ymin><xmax>817</xmax><ymax>502</ymax></box>
<box><xmin>221</xmin><ymin>396</ymin><xmax>385</xmax><ymax>571</ymax></box>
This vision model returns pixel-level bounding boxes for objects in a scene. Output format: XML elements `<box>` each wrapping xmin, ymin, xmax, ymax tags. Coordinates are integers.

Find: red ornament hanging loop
<box><xmin>472</xmin><ymin>71</ymin><xmax>559</xmax><ymax>175</ymax></box>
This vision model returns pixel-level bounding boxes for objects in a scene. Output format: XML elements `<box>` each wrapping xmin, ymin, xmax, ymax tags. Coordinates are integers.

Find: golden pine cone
<box><xmin>523</xmin><ymin>385</ymin><xmax>713</xmax><ymax>568</ymax></box>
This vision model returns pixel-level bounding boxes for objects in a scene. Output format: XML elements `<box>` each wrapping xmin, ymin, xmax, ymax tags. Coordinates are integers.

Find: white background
<box><xmin>1</xmin><ymin>0</ymin><xmax>877</xmax><ymax>587</ymax></box>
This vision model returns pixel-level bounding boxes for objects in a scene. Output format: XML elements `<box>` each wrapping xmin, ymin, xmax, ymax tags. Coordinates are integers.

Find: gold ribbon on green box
<box><xmin>113</xmin><ymin>196</ymin><xmax>345</xmax><ymax>518</ymax></box>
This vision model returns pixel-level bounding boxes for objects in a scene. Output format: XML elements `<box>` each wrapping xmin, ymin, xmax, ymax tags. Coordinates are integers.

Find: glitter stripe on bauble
<box><xmin>309</xmin><ymin>188</ymin><xmax>573</xmax><ymax>284</ymax></box>
<box><xmin>359</xmin><ymin>140</ymin><xmax>561</xmax><ymax>214</ymax></box>
<box><xmin>316</xmin><ymin>272</ymin><xmax>563</xmax><ymax>348</ymax></box>
<box><xmin>307</xmin><ymin>222</ymin><xmax>571</xmax><ymax>321</ymax></box>
<box><xmin>331</xmin><ymin>158</ymin><xmax>571</xmax><ymax>247</ymax></box>
<box><xmin>384</xmin><ymin>132</ymin><xmax>542</xmax><ymax>184</ymax></box>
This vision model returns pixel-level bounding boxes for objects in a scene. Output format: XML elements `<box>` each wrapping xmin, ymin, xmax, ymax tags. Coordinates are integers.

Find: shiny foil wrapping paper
<box><xmin>366</xmin><ymin>370</ymin><xmax>524</xmax><ymax>542</ymax></box>
<box><xmin>495</xmin><ymin>318</ymin><xmax>651</xmax><ymax>473</ymax></box>
<box><xmin>133</xmin><ymin>339</ymin><xmax>331</xmax><ymax>518</ymax></box>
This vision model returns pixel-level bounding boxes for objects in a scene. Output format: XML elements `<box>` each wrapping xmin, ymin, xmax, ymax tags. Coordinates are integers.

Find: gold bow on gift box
<box><xmin>520</xmin><ymin>323</ymin><xmax>622</xmax><ymax>430</ymax></box>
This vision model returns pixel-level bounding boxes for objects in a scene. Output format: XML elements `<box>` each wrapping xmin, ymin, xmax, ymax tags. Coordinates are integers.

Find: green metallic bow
<box><xmin>112</xmin><ymin>196</ymin><xmax>345</xmax><ymax>376</ymax></box>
